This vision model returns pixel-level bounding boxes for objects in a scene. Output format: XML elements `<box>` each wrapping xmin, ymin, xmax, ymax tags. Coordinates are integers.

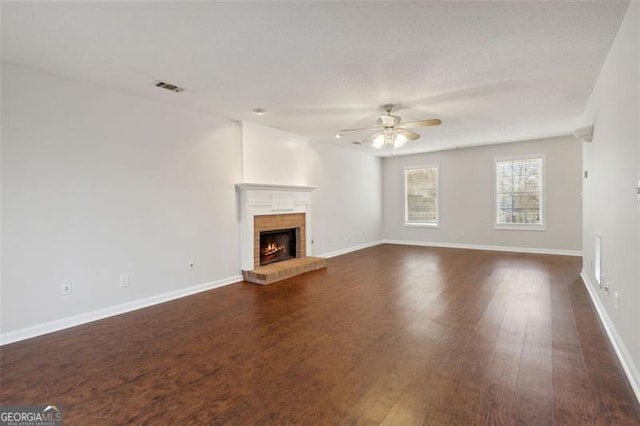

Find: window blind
<box><xmin>496</xmin><ymin>157</ymin><xmax>543</xmax><ymax>225</ymax></box>
<box><xmin>405</xmin><ymin>166</ymin><xmax>438</xmax><ymax>224</ymax></box>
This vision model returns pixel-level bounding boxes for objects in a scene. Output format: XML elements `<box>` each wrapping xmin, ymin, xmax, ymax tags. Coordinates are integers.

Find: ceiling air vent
<box><xmin>155</xmin><ymin>81</ymin><xmax>184</xmax><ymax>93</ymax></box>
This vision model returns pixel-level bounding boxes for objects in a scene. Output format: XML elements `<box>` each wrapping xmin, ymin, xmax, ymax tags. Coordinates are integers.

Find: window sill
<box><xmin>494</xmin><ymin>224</ymin><xmax>545</xmax><ymax>232</ymax></box>
<box><xmin>404</xmin><ymin>223</ymin><xmax>440</xmax><ymax>228</ymax></box>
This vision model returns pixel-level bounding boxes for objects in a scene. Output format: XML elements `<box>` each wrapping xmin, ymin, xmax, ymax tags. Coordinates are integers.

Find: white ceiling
<box><xmin>1</xmin><ymin>1</ymin><xmax>628</xmax><ymax>156</ymax></box>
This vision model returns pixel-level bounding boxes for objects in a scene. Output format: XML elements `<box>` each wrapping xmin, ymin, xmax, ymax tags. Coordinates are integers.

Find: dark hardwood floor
<box><xmin>2</xmin><ymin>244</ymin><xmax>639</xmax><ymax>424</ymax></box>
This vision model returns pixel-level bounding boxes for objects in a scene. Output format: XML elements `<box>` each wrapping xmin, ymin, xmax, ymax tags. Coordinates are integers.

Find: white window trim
<box><xmin>403</xmin><ymin>223</ymin><xmax>440</xmax><ymax>228</ymax></box>
<box><xmin>404</xmin><ymin>164</ymin><xmax>440</xmax><ymax>227</ymax></box>
<box><xmin>493</xmin><ymin>154</ymin><xmax>546</xmax><ymax>231</ymax></box>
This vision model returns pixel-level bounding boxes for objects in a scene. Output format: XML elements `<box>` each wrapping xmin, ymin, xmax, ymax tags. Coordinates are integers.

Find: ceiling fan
<box><xmin>337</xmin><ymin>104</ymin><xmax>441</xmax><ymax>149</ymax></box>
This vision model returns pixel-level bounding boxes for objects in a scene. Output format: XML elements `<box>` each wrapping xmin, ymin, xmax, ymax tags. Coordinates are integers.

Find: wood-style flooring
<box><xmin>1</xmin><ymin>244</ymin><xmax>639</xmax><ymax>424</ymax></box>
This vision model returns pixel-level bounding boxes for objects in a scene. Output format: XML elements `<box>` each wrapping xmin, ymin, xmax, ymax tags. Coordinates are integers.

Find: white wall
<box><xmin>582</xmin><ymin>2</ymin><xmax>640</xmax><ymax>399</ymax></box>
<box><xmin>1</xmin><ymin>63</ymin><xmax>385</xmax><ymax>342</ymax></box>
<box><xmin>241</xmin><ymin>121</ymin><xmax>308</xmax><ymax>186</ymax></box>
<box><xmin>1</xmin><ymin>63</ymin><xmax>242</xmax><ymax>338</ymax></box>
<box><xmin>382</xmin><ymin>136</ymin><xmax>582</xmax><ymax>253</ymax></box>
<box><xmin>306</xmin><ymin>141</ymin><xmax>382</xmax><ymax>256</ymax></box>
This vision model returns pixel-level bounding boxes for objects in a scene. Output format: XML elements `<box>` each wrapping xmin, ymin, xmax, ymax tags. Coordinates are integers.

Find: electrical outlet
<box><xmin>614</xmin><ymin>292</ymin><xmax>619</xmax><ymax>310</ymax></box>
<box><xmin>120</xmin><ymin>274</ymin><xmax>129</xmax><ymax>287</ymax></box>
<box><xmin>188</xmin><ymin>260</ymin><xmax>195</xmax><ymax>270</ymax></box>
<box><xmin>604</xmin><ymin>281</ymin><xmax>610</xmax><ymax>294</ymax></box>
<box><xmin>61</xmin><ymin>282</ymin><xmax>72</xmax><ymax>296</ymax></box>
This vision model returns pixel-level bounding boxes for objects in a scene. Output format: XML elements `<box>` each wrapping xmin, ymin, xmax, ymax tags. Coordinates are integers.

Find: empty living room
<box><xmin>2</xmin><ymin>1</ymin><xmax>640</xmax><ymax>424</ymax></box>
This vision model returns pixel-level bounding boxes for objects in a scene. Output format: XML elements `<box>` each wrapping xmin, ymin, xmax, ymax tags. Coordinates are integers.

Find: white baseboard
<box><xmin>0</xmin><ymin>275</ymin><xmax>243</xmax><ymax>346</ymax></box>
<box><xmin>580</xmin><ymin>271</ymin><xmax>640</xmax><ymax>404</ymax></box>
<box><xmin>317</xmin><ymin>240</ymin><xmax>384</xmax><ymax>259</ymax></box>
<box><xmin>382</xmin><ymin>239</ymin><xmax>582</xmax><ymax>257</ymax></box>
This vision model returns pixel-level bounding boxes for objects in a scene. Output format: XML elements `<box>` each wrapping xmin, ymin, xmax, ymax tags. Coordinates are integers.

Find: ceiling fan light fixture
<box><xmin>372</xmin><ymin>134</ymin><xmax>385</xmax><ymax>149</ymax></box>
<box><xmin>394</xmin><ymin>133</ymin><xmax>408</xmax><ymax>148</ymax></box>
<box><xmin>370</xmin><ymin>130</ymin><xmax>409</xmax><ymax>149</ymax></box>
<box><xmin>382</xmin><ymin>128</ymin><xmax>397</xmax><ymax>146</ymax></box>
<box><xmin>338</xmin><ymin>104</ymin><xmax>440</xmax><ymax>150</ymax></box>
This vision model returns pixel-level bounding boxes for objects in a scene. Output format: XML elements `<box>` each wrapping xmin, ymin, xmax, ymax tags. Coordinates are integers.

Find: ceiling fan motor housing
<box><xmin>378</xmin><ymin>115</ymin><xmax>401</xmax><ymax>128</ymax></box>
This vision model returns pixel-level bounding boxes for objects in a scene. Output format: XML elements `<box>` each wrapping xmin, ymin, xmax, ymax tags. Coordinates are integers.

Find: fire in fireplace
<box><xmin>259</xmin><ymin>228</ymin><xmax>297</xmax><ymax>266</ymax></box>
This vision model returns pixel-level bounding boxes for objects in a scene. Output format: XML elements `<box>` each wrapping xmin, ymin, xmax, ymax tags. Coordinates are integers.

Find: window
<box><xmin>405</xmin><ymin>165</ymin><xmax>438</xmax><ymax>226</ymax></box>
<box><xmin>495</xmin><ymin>156</ymin><xmax>544</xmax><ymax>228</ymax></box>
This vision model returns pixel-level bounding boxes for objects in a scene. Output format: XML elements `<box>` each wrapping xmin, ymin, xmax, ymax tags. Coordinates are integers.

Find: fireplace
<box><xmin>253</xmin><ymin>213</ymin><xmax>305</xmax><ymax>267</ymax></box>
<box><xmin>236</xmin><ymin>183</ymin><xmax>326</xmax><ymax>284</ymax></box>
<box><xmin>260</xmin><ymin>228</ymin><xmax>296</xmax><ymax>266</ymax></box>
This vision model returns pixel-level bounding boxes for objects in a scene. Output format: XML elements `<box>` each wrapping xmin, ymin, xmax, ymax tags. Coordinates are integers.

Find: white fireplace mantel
<box><xmin>236</xmin><ymin>183</ymin><xmax>316</xmax><ymax>271</ymax></box>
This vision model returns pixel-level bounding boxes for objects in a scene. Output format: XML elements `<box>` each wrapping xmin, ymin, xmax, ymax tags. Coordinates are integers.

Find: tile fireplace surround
<box><xmin>236</xmin><ymin>183</ymin><xmax>327</xmax><ymax>284</ymax></box>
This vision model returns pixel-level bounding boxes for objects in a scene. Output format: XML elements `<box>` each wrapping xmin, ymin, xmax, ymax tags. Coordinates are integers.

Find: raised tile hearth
<box><xmin>242</xmin><ymin>256</ymin><xmax>327</xmax><ymax>285</ymax></box>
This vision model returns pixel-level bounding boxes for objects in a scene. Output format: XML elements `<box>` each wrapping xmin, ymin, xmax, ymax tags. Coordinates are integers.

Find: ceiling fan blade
<box><xmin>401</xmin><ymin>118</ymin><xmax>442</xmax><ymax>128</ymax></box>
<box><xmin>338</xmin><ymin>126</ymin><xmax>380</xmax><ymax>133</ymax></box>
<box><xmin>362</xmin><ymin>131</ymin><xmax>382</xmax><ymax>144</ymax></box>
<box><xmin>397</xmin><ymin>128</ymin><xmax>421</xmax><ymax>141</ymax></box>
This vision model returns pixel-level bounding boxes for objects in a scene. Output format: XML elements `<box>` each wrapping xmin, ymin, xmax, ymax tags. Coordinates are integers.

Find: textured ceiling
<box><xmin>1</xmin><ymin>1</ymin><xmax>628</xmax><ymax>156</ymax></box>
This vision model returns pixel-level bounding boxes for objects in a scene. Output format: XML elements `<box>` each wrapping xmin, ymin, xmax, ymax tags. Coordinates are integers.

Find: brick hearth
<box><xmin>242</xmin><ymin>257</ymin><xmax>327</xmax><ymax>285</ymax></box>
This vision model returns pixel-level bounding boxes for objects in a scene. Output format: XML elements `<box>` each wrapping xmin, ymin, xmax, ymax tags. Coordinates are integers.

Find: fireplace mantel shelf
<box><xmin>236</xmin><ymin>183</ymin><xmax>317</xmax><ymax>192</ymax></box>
